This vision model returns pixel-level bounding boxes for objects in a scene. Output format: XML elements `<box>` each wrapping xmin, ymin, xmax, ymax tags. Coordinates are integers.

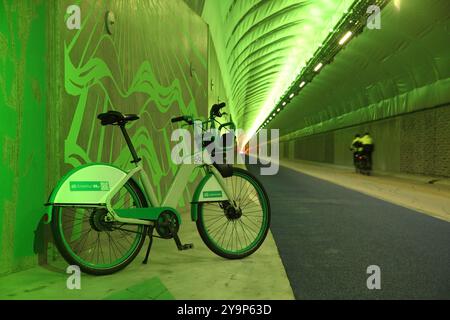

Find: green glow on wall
<box><xmin>0</xmin><ymin>1</ymin><xmax>47</xmax><ymax>271</ymax></box>
<box><xmin>63</xmin><ymin>0</ymin><xmax>207</xmax><ymax>204</ymax></box>
<box><xmin>0</xmin><ymin>0</ymin><xmax>210</xmax><ymax>275</ymax></box>
<box><xmin>271</xmin><ymin>0</ymin><xmax>450</xmax><ymax>141</ymax></box>
<box><xmin>203</xmin><ymin>0</ymin><xmax>355</xmax><ymax>144</ymax></box>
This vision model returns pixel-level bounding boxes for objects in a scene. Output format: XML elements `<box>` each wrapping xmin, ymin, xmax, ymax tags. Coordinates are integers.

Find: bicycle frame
<box><xmin>108</xmin><ymin>150</ymin><xmax>234</xmax><ymax>226</ymax></box>
<box><xmin>45</xmin><ymin>148</ymin><xmax>234</xmax><ymax>227</ymax></box>
<box><xmin>45</xmin><ymin>113</ymin><xmax>237</xmax><ymax>226</ymax></box>
<box><xmin>45</xmin><ymin>108</ymin><xmax>273</xmax><ymax>274</ymax></box>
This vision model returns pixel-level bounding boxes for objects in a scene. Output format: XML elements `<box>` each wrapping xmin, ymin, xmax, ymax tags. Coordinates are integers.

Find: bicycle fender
<box><xmin>44</xmin><ymin>163</ymin><xmax>129</xmax><ymax>224</ymax></box>
<box><xmin>190</xmin><ymin>173</ymin><xmax>228</xmax><ymax>221</ymax></box>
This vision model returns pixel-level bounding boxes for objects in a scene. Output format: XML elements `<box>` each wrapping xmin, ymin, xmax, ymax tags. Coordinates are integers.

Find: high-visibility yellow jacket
<box><xmin>360</xmin><ymin>135</ymin><xmax>373</xmax><ymax>146</ymax></box>
<box><xmin>350</xmin><ymin>137</ymin><xmax>363</xmax><ymax>152</ymax></box>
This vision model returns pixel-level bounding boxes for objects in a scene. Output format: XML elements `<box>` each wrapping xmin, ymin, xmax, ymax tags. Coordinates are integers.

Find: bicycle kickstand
<box><xmin>142</xmin><ymin>225</ymin><xmax>154</xmax><ymax>265</ymax></box>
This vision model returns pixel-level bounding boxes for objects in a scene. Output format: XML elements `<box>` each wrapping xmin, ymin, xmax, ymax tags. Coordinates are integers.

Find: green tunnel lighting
<box><xmin>261</xmin><ymin>0</ymin><xmax>391</xmax><ymax>129</ymax></box>
<box><xmin>314</xmin><ymin>62</ymin><xmax>324</xmax><ymax>72</ymax></box>
<box><xmin>203</xmin><ymin>0</ymin><xmax>356</xmax><ymax>144</ymax></box>
<box><xmin>339</xmin><ymin>31</ymin><xmax>353</xmax><ymax>45</ymax></box>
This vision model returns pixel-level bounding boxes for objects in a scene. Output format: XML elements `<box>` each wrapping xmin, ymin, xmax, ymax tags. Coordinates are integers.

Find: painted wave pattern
<box><xmin>63</xmin><ymin>4</ymin><xmax>206</xmax><ymax>204</ymax></box>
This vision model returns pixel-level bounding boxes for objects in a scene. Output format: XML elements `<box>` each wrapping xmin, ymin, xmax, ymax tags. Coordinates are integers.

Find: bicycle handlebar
<box><xmin>172</xmin><ymin>102</ymin><xmax>227</xmax><ymax>128</ymax></box>
<box><xmin>171</xmin><ymin>116</ymin><xmax>194</xmax><ymax>125</ymax></box>
<box><xmin>171</xmin><ymin>116</ymin><xmax>185</xmax><ymax>123</ymax></box>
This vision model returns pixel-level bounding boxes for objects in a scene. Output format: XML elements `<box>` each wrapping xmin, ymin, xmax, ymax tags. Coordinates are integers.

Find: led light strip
<box><xmin>257</xmin><ymin>0</ymin><xmax>391</xmax><ymax>134</ymax></box>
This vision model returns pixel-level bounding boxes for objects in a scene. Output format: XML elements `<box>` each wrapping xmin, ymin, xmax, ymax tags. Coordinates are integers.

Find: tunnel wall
<box><xmin>276</xmin><ymin>0</ymin><xmax>450</xmax><ymax>178</ymax></box>
<box><xmin>281</xmin><ymin>104</ymin><xmax>450</xmax><ymax>177</ymax></box>
<box><xmin>0</xmin><ymin>0</ymin><xmax>210</xmax><ymax>275</ymax></box>
<box><xmin>183</xmin><ymin>0</ymin><xmax>206</xmax><ymax>16</ymax></box>
<box><xmin>275</xmin><ymin>0</ymin><xmax>450</xmax><ymax>143</ymax></box>
<box><xmin>0</xmin><ymin>1</ymin><xmax>48</xmax><ymax>275</ymax></box>
<box><xmin>208</xmin><ymin>32</ymin><xmax>230</xmax><ymax>121</ymax></box>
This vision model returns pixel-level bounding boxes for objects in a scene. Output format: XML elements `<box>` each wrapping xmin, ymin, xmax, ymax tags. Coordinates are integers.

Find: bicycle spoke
<box><xmin>242</xmin><ymin>214</ymin><xmax>262</xmax><ymax>228</ymax></box>
<box><xmin>199</xmin><ymin>170</ymin><xmax>270</xmax><ymax>256</ymax></box>
<box><xmin>239</xmin><ymin>218</ymin><xmax>259</xmax><ymax>236</ymax></box>
<box><xmin>218</xmin><ymin>221</ymin><xmax>232</xmax><ymax>248</ymax></box>
<box><xmin>226</xmin><ymin>221</ymin><xmax>234</xmax><ymax>250</ymax></box>
<box><xmin>208</xmin><ymin>218</ymin><xmax>229</xmax><ymax>238</ymax></box>
<box><xmin>203</xmin><ymin>215</ymin><xmax>227</xmax><ymax>225</ymax></box>
<box><xmin>238</xmin><ymin>219</ymin><xmax>253</xmax><ymax>245</ymax></box>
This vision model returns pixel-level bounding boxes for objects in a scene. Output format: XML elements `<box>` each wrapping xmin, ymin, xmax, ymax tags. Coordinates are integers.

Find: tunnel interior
<box><xmin>0</xmin><ymin>0</ymin><xmax>449</xmax><ymax>300</ymax></box>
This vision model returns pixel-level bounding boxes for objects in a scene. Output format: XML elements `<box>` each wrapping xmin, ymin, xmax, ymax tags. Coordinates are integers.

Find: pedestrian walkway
<box><xmin>275</xmin><ymin>159</ymin><xmax>450</xmax><ymax>222</ymax></box>
<box><xmin>0</xmin><ymin>207</ymin><xmax>294</xmax><ymax>300</ymax></box>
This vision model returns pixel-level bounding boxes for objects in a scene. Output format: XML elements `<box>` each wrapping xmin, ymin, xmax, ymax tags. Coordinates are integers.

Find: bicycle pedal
<box><xmin>181</xmin><ymin>243</ymin><xmax>194</xmax><ymax>251</ymax></box>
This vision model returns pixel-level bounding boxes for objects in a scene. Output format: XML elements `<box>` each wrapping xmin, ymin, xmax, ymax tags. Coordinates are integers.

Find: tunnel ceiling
<box><xmin>269</xmin><ymin>0</ymin><xmax>450</xmax><ymax>140</ymax></box>
<box><xmin>203</xmin><ymin>0</ymin><xmax>355</xmax><ymax>141</ymax></box>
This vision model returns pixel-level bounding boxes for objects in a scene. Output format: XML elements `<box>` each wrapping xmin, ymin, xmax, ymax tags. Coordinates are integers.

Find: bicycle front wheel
<box><xmin>51</xmin><ymin>179</ymin><xmax>148</xmax><ymax>275</ymax></box>
<box><xmin>196</xmin><ymin>168</ymin><xmax>271</xmax><ymax>259</ymax></box>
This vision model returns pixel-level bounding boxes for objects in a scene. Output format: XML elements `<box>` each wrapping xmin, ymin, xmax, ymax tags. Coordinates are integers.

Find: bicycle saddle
<box><xmin>97</xmin><ymin>111</ymin><xmax>140</xmax><ymax>126</ymax></box>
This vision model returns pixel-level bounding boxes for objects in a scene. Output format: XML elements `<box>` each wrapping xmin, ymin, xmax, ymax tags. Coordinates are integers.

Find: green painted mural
<box><xmin>60</xmin><ymin>0</ymin><xmax>207</xmax><ymax>202</ymax></box>
<box><xmin>0</xmin><ymin>0</ymin><xmax>214</xmax><ymax>275</ymax></box>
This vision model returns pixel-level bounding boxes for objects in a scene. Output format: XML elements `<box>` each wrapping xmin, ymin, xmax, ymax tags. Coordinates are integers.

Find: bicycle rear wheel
<box><xmin>196</xmin><ymin>168</ymin><xmax>271</xmax><ymax>259</ymax></box>
<box><xmin>51</xmin><ymin>179</ymin><xmax>148</xmax><ymax>275</ymax></box>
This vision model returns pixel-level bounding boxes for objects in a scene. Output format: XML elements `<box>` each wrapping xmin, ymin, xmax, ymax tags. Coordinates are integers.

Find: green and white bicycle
<box><xmin>44</xmin><ymin>103</ymin><xmax>271</xmax><ymax>275</ymax></box>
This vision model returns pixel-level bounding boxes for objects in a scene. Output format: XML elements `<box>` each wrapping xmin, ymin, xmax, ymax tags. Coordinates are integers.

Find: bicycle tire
<box><xmin>196</xmin><ymin>168</ymin><xmax>271</xmax><ymax>259</ymax></box>
<box><xmin>51</xmin><ymin>179</ymin><xmax>148</xmax><ymax>275</ymax></box>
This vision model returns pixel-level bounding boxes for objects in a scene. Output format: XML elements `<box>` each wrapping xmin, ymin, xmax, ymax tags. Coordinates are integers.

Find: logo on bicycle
<box><xmin>203</xmin><ymin>191</ymin><xmax>223</xmax><ymax>199</ymax></box>
<box><xmin>70</xmin><ymin>181</ymin><xmax>110</xmax><ymax>192</ymax></box>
